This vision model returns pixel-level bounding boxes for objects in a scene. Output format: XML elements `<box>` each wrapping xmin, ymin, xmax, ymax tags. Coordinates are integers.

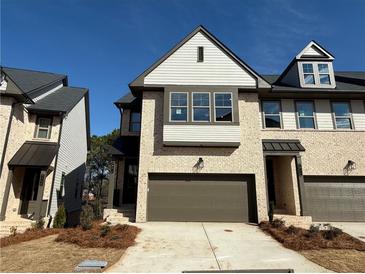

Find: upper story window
<box><xmin>302</xmin><ymin>64</ymin><xmax>315</xmax><ymax>84</ymax></box>
<box><xmin>296</xmin><ymin>101</ymin><xmax>315</xmax><ymax>129</ymax></box>
<box><xmin>35</xmin><ymin>117</ymin><xmax>52</xmax><ymax>139</ymax></box>
<box><xmin>197</xmin><ymin>46</ymin><xmax>204</xmax><ymax>62</ymax></box>
<box><xmin>332</xmin><ymin>102</ymin><xmax>352</xmax><ymax>129</ymax></box>
<box><xmin>192</xmin><ymin>92</ymin><xmax>210</xmax><ymax>121</ymax></box>
<box><xmin>170</xmin><ymin>92</ymin><xmax>188</xmax><ymax>121</ymax></box>
<box><xmin>214</xmin><ymin>93</ymin><xmax>233</xmax><ymax>122</ymax></box>
<box><xmin>318</xmin><ymin>64</ymin><xmax>330</xmax><ymax>84</ymax></box>
<box><xmin>262</xmin><ymin>101</ymin><xmax>281</xmax><ymax>128</ymax></box>
<box><xmin>129</xmin><ymin>112</ymin><xmax>141</xmax><ymax>132</ymax></box>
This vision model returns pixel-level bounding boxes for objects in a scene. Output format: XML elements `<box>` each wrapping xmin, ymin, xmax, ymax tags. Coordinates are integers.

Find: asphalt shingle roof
<box><xmin>27</xmin><ymin>86</ymin><xmax>87</xmax><ymax>114</ymax></box>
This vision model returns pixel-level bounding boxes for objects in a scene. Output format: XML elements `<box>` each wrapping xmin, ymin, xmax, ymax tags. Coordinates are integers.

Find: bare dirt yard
<box><xmin>0</xmin><ymin>235</ymin><xmax>124</xmax><ymax>272</ymax></box>
<box><xmin>259</xmin><ymin>220</ymin><xmax>365</xmax><ymax>273</ymax></box>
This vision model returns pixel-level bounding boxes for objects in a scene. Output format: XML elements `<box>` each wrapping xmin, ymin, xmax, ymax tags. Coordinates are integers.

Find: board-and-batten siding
<box><xmin>351</xmin><ymin>100</ymin><xmax>365</xmax><ymax>130</ymax></box>
<box><xmin>281</xmin><ymin>99</ymin><xmax>297</xmax><ymax>129</ymax></box>
<box><xmin>49</xmin><ymin>97</ymin><xmax>88</xmax><ymax>216</ymax></box>
<box><xmin>163</xmin><ymin>125</ymin><xmax>240</xmax><ymax>145</ymax></box>
<box><xmin>144</xmin><ymin>32</ymin><xmax>256</xmax><ymax>86</ymax></box>
<box><xmin>315</xmin><ymin>100</ymin><xmax>334</xmax><ymax>130</ymax></box>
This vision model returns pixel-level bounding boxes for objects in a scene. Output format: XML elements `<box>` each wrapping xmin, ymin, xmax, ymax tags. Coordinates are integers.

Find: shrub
<box><xmin>271</xmin><ymin>218</ymin><xmax>285</xmax><ymax>228</ymax></box>
<box><xmin>286</xmin><ymin>225</ymin><xmax>297</xmax><ymax>235</ymax></box>
<box><xmin>100</xmin><ymin>224</ymin><xmax>111</xmax><ymax>237</ymax></box>
<box><xmin>9</xmin><ymin>226</ymin><xmax>17</xmax><ymax>236</ymax></box>
<box><xmin>323</xmin><ymin>226</ymin><xmax>343</xmax><ymax>240</ymax></box>
<box><xmin>309</xmin><ymin>224</ymin><xmax>320</xmax><ymax>234</ymax></box>
<box><xmin>80</xmin><ymin>204</ymin><xmax>94</xmax><ymax>230</ymax></box>
<box><xmin>32</xmin><ymin>219</ymin><xmax>45</xmax><ymax>230</ymax></box>
<box><xmin>53</xmin><ymin>205</ymin><xmax>67</xmax><ymax>228</ymax></box>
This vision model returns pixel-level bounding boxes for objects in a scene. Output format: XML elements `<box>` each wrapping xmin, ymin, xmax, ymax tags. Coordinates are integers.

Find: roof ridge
<box><xmin>2</xmin><ymin>66</ymin><xmax>66</xmax><ymax>77</ymax></box>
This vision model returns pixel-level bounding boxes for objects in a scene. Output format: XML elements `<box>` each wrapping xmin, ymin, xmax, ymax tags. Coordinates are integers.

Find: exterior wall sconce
<box><xmin>193</xmin><ymin>157</ymin><xmax>204</xmax><ymax>171</ymax></box>
<box><xmin>343</xmin><ymin>160</ymin><xmax>356</xmax><ymax>175</ymax></box>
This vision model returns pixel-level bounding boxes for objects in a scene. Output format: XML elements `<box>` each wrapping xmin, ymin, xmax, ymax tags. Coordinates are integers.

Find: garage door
<box><xmin>304</xmin><ymin>176</ymin><xmax>365</xmax><ymax>221</ymax></box>
<box><xmin>147</xmin><ymin>174</ymin><xmax>256</xmax><ymax>222</ymax></box>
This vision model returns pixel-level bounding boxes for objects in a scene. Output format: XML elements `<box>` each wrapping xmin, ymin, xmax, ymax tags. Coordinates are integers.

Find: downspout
<box><xmin>46</xmin><ymin>113</ymin><xmax>64</xmax><ymax>220</ymax></box>
<box><xmin>118</xmin><ymin>106</ymin><xmax>123</xmax><ymax>136</ymax></box>
<box><xmin>0</xmin><ymin>101</ymin><xmax>16</xmax><ymax>178</ymax></box>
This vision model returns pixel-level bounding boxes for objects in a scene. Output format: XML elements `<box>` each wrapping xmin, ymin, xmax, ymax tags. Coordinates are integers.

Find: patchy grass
<box><xmin>0</xmin><ymin>228</ymin><xmax>61</xmax><ymax>248</ymax></box>
<box><xmin>301</xmin><ymin>249</ymin><xmax>365</xmax><ymax>273</ymax></box>
<box><xmin>0</xmin><ymin>235</ymin><xmax>124</xmax><ymax>273</ymax></box>
<box><xmin>259</xmin><ymin>221</ymin><xmax>365</xmax><ymax>251</ymax></box>
<box><xmin>56</xmin><ymin>223</ymin><xmax>141</xmax><ymax>249</ymax></box>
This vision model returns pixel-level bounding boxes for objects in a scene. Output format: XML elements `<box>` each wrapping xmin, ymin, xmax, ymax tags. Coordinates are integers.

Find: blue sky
<box><xmin>2</xmin><ymin>0</ymin><xmax>365</xmax><ymax>136</ymax></box>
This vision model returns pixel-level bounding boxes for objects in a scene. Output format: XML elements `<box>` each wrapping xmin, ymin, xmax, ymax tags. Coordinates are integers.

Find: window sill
<box><xmin>261</xmin><ymin>128</ymin><xmax>364</xmax><ymax>133</ymax></box>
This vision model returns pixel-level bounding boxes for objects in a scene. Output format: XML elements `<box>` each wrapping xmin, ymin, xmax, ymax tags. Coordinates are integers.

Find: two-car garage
<box><xmin>147</xmin><ymin>173</ymin><xmax>257</xmax><ymax>223</ymax></box>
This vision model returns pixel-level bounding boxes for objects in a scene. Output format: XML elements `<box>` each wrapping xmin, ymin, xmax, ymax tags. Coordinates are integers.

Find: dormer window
<box><xmin>318</xmin><ymin>64</ymin><xmax>330</xmax><ymax>84</ymax></box>
<box><xmin>302</xmin><ymin>64</ymin><xmax>315</xmax><ymax>84</ymax></box>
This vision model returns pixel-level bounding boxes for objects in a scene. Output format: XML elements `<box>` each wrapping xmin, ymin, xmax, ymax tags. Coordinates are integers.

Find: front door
<box><xmin>19</xmin><ymin>168</ymin><xmax>44</xmax><ymax>218</ymax></box>
<box><xmin>122</xmin><ymin>159</ymin><xmax>138</xmax><ymax>204</ymax></box>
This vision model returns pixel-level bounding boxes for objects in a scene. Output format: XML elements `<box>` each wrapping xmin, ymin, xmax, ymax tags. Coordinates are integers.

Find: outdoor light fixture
<box><xmin>343</xmin><ymin>160</ymin><xmax>356</xmax><ymax>175</ymax></box>
<box><xmin>198</xmin><ymin>157</ymin><xmax>204</xmax><ymax>169</ymax></box>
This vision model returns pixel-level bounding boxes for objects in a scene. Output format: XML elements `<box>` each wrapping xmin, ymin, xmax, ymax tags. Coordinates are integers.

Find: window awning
<box><xmin>262</xmin><ymin>139</ymin><xmax>305</xmax><ymax>153</ymax></box>
<box><xmin>8</xmin><ymin>141</ymin><xmax>59</xmax><ymax>168</ymax></box>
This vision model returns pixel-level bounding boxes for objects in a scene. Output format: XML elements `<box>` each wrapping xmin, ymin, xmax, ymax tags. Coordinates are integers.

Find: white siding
<box><xmin>351</xmin><ymin>100</ymin><xmax>365</xmax><ymax>130</ymax></box>
<box><xmin>163</xmin><ymin>124</ymin><xmax>240</xmax><ymax>145</ymax></box>
<box><xmin>302</xmin><ymin>45</ymin><xmax>324</xmax><ymax>57</ymax></box>
<box><xmin>50</xmin><ymin>97</ymin><xmax>88</xmax><ymax>216</ymax></box>
<box><xmin>282</xmin><ymin>99</ymin><xmax>297</xmax><ymax>129</ymax></box>
<box><xmin>315</xmin><ymin>100</ymin><xmax>334</xmax><ymax>130</ymax></box>
<box><xmin>145</xmin><ymin>32</ymin><xmax>256</xmax><ymax>86</ymax></box>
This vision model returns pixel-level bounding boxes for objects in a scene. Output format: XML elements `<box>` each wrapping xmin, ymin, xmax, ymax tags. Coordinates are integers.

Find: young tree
<box><xmin>87</xmin><ymin>129</ymin><xmax>119</xmax><ymax>218</ymax></box>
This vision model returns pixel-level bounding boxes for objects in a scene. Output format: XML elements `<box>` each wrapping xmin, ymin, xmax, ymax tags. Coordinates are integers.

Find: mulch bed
<box><xmin>259</xmin><ymin>221</ymin><xmax>365</xmax><ymax>251</ymax></box>
<box><xmin>55</xmin><ymin>223</ymin><xmax>141</xmax><ymax>249</ymax></box>
<box><xmin>0</xmin><ymin>228</ymin><xmax>61</xmax><ymax>248</ymax></box>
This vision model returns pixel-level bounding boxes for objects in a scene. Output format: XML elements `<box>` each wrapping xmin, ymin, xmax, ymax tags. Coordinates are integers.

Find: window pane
<box><xmin>171</xmin><ymin>107</ymin><xmax>187</xmax><ymax>121</ymax></box>
<box><xmin>39</xmin><ymin>118</ymin><xmax>51</xmax><ymax>128</ymax></box>
<box><xmin>171</xmin><ymin>93</ymin><xmax>187</xmax><ymax>106</ymax></box>
<box><xmin>336</xmin><ymin>118</ymin><xmax>351</xmax><ymax>129</ymax></box>
<box><xmin>215</xmin><ymin>108</ymin><xmax>232</xmax><ymax>121</ymax></box>
<box><xmin>318</xmin><ymin>64</ymin><xmax>329</xmax><ymax>73</ymax></box>
<box><xmin>319</xmin><ymin>74</ymin><xmax>330</xmax><ymax>84</ymax></box>
<box><xmin>215</xmin><ymin>93</ymin><xmax>232</xmax><ymax>107</ymax></box>
<box><xmin>302</xmin><ymin>64</ymin><xmax>313</xmax><ymax>73</ymax></box>
<box><xmin>263</xmin><ymin>101</ymin><xmax>280</xmax><ymax>114</ymax></box>
<box><xmin>130</xmin><ymin>112</ymin><xmax>141</xmax><ymax>122</ymax></box>
<box><xmin>297</xmin><ymin>101</ymin><xmax>314</xmax><ymax>116</ymax></box>
<box><xmin>299</xmin><ymin>117</ymin><xmax>315</xmax><ymax>128</ymax></box>
<box><xmin>130</xmin><ymin>123</ymin><xmax>141</xmax><ymax>132</ymax></box>
<box><xmin>332</xmin><ymin>102</ymin><xmax>350</xmax><ymax>116</ymax></box>
<box><xmin>304</xmin><ymin>74</ymin><xmax>315</xmax><ymax>84</ymax></box>
<box><xmin>193</xmin><ymin>108</ymin><xmax>210</xmax><ymax>121</ymax></box>
<box><xmin>265</xmin><ymin>116</ymin><xmax>281</xmax><ymax>128</ymax></box>
<box><xmin>193</xmin><ymin>93</ymin><xmax>209</xmax><ymax>106</ymax></box>
<box><xmin>37</xmin><ymin>128</ymin><xmax>48</xmax><ymax>138</ymax></box>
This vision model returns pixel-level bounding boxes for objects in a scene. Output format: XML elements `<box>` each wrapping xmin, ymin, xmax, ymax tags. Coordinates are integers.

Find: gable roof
<box><xmin>27</xmin><ymin>86</ymin><xmax>88</xmax><ymax>114</ymax></box>
<box><xmin>129</xmin><ymin>25</ymin><xmax>270</xmax><ymax>93</ymax></box>
<box><xmin>296</xmin><ymin>40</ymin><xmax>334</xmax><ymax>60</ymax></box>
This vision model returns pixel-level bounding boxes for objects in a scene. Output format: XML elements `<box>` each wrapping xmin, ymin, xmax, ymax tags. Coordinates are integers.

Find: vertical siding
<box><xmin>144</xmin><ymin>31</ymin><xmax>256</xmax><ymax>86</ymax></box>
<box><xmin>50</xmin><ymin>98</ymin><xmax>88</xmax><ymax>216</ymax></box>
<box><xmin>351</xmin><ymin>100</ymin><xmax>365</xmax><ymax>130</ymax></box>
<box><xmin>282</xmin><ymin>99</ymin><xmax>297</xmax><ymax>130</ymax></box>
<box><xmin>315</xmin><ymin>100</ymin><xmax>334</xmax><ymax>130</ymax></box>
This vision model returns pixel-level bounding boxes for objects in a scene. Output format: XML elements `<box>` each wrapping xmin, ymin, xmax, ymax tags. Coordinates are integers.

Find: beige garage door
<box><xmin>147</xmin><ymin>174</ymin><xmax>256</xmax><ymax>222</ymax></box>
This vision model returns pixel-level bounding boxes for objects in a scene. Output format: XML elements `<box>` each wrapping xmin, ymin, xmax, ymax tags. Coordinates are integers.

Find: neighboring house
<box><xmin>109</xmin><ymin>25</ymin><xmax>365</xmax><ymax>226</ymax></box>
<box><xmin>0</xmin><ymin>67</ymin><xmax>90</xmax><ymax>231</ymax></box>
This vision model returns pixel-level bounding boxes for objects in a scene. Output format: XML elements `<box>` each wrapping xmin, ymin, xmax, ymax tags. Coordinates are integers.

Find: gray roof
<box><xmin>262</xmin><ymin>72</ymin><xmax>365</xmax><ymax>92</ymax></box>
<box><xmin>8</xmin><ymin>141</ymin><xmax>59</xmax><ymax>168</ymax></box>
<box><xmin>262</xmin><ymin>139</ymin><xmax>305</xmax><ymax>153</ymax></box>
<box><xmin>27</xmin><ymin>86</ymin><xmax>88</xmax><ymax>114</ymax></box>
<box><xmin>115</xmin><ymin>92</ymin><xmax>136</xmax><ymax>105</ymax></box>
<box><xmin>2</xmin><ymin>67</ymin><xmax>67</xmax><ymax>98</ymax></box>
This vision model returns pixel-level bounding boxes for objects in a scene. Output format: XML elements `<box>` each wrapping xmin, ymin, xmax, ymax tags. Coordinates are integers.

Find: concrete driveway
<box><xmin>107</xmin><ymin>222</ymin><xmax>329</xmax><ymax>273</ymax></box>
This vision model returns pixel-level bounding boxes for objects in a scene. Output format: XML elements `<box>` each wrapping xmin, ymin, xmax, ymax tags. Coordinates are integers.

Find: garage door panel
<box><xmin>147</xmin><ymin>176</ymin><xmax>253</xmax><ymax>222</ymax></box>
<box><xmin>304</xmin><ymin>176</ymin><xmax>365</xmax><ymax>222</ymax></box>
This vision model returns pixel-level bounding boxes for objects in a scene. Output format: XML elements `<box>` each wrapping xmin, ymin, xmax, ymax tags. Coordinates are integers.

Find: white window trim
<box><xmin>169</xmin><ymin>92</ymin><xmax>189</xmax><ymax>122</ymax></box>
<box><xmin>35</xmin><ymin>117</ymin><xmax>52</xmax><ymax>139</ymax></box>
<box><xmin>299</xmin><ymin>61</ymin><xmax>335</xmax><ymax>88</ymax></box>
<box><xmin>318</xmin><ymin>63</ymin><xmax>331</xmax><ymax>85</ymax></box>
<box><xmin>295</xmin><ymin>100</ymin><xmax>317</xmax><ymax>129</ymax></box>
<box><xmin>213</xmin><ymin>92</ymin><xmax>233</xmax><ymax>123</ymax></box>
<box><xmin>262</xmin><ymin>100</ymin><xmax>282</xmax><ymax>129</ymax></box>
<box><xmin>192</xmin><ymin>92</ymin><xmax>211</xmax><ymax>122</ymax></box>
<box><xmin>331</xmin><ymin>101</ymin><xmax>353</xmax><ymax>130</ymax></box>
